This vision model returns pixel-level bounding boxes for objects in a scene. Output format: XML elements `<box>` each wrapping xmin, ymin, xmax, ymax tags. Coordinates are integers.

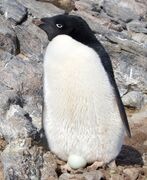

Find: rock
<box><xmin>122</xmin><ymin>91</ymin><xmax>144</xmax><ymax>109</ymax></box>
<box><xmin>142</xmin><ymin>153</ymin><xmax>147</xmax><ymax>166</ymax></box>
<box><xmin>111</xmin><ymin>51</ymin><xmax>147</xmax><ymax>97</ymax></box>
<box><xmin>130</xmin><ymin>32</ymin><xmax>147</xmax><ymax>45</ymax></box>
<box><xmin>0</xmin><ymin>50</ymin><xmax>42</xmax><ymax>93</ymax></box>
<box><xmin>143</xmin><ymin>140</ymin><xmax>147</xmax><ymax>146</ymax></box>
<box><xmin>91</xmin><ymin>2</ymin><xmax>104</xmax><ymax>13</ymax></box>
<box><xmin>59</xmin><ymin>173</ymin><xmax>83</xmax><ymax>180</ymax></box>
<box><xmin>105</xmin><ymin>31</ymin><xmax>147</xmax><ymax>57</ymax></box>
<box><xmin>103</xmin><ymin>0</ymin><xmax>147</xmax><ymax>23</ymax></box>
<box><xmin>1</xmin><ymin>0</ymin><xmax>27</xmax><ymax>24</ymax></box>
<box><xmin>0</xmin><ymin>138</ymin><xmax>7</xmax><ymax>152</ymax></box>
<box><xmin>17</xmin><ymin>0</ymin><xmax>64</xmax><ymax>18</ymax></box>
<box><xmin>83</xmin><ymin>170</ymin><xmax>105</xmax><ymax>180</ymax></box>
<box><xmin>1</xmin><ymin>139</ymin><xmax>43</xmax><ymax>179</ymax></box>
<box><xmin>110</xmin><ymin>174</ymin><xmax>124</xmax><ymax>180</ymax></box>
<box><xmin>36</xmin><ymin>0</ymin><xmax>76</xmax><ymax>12</ymax></box>
<box><xmin>0</xmin><ymin>104</ymin><xmax>37</xmax><ymax>142</ymax></box>
<box><xmin>41</xmin><ymin>152</ymin><xmax>58</xmax><ymax>180</ymax></box>
<box><xmin>15</xmin><ymin>22</ymin><xmax>48</xmax><ymax>60</ymax></box>
<box><xmin>59</xmin><ymin>171</ymin><xmax>105</xmax><ymax>180</ymax></box>
<box><xmin>23</xmin><ymin>95</ymin><xmax>43</xmax><ymax>131</ymax></box>
<box><xmin>0</xmin><ymin>16</ymin><xmax>19</xmax><ymax>55</ymax></box>
<box><xmin>127</xmin><ymin>21</ymin><xmax>147</xmax><ymax>34</ymax></box>
<box><xmin>0</xmin><ymin>50</ymin><xmax>42</xmax><ymax>141</ymax></box>
<box><xmin>0</xmin><ymin>162</ymin><xmax>4</xmax><ymax>180</ymax></box>
<box><xmin>123</xmin><ymin>168</ymin><xmax>139</xmax><ymax>180</ymax></box>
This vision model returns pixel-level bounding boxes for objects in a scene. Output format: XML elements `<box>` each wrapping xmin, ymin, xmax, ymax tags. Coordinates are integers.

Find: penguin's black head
<box><xmin>33</xmin><ymin>14</ymin><xmax>97</xmax><ymax>44</ymax></box>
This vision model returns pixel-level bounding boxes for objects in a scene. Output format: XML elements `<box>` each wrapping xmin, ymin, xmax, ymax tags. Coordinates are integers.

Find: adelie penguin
<box><xmin>33</xmin><ymin>14</ymin><xmax>131</xmax><ymax>170</ymax></box>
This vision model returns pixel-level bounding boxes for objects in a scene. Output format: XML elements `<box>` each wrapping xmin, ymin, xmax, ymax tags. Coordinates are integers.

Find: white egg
<box><xmin>67</xmin><ymin>154</ymin><xmax>87</xmax><ymax>169</ymax></box>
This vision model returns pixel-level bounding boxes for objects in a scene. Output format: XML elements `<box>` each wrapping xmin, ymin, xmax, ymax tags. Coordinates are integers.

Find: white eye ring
<box><xmin>56</xmin><ymin>24</ymin><xmax>63</xmax><ymax>28</ymax></box>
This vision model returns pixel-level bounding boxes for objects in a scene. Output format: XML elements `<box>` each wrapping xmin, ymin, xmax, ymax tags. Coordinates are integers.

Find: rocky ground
<box><xmin>0</xmin><ymin>0</ymin><xmax>147</xmax><ymax>179</ymax></box>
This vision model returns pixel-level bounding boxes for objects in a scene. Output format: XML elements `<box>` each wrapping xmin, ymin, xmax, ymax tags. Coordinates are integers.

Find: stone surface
<box><xmin>0</xmin><ymin>104</ymin><xmax>37</xmax><ymax>142</ymax></box>
<box><xmin>14</xmin><ymin>22</ymin><xmax>48</xmax><ymax>60</ymax></box>
<box><xmin>0</xmin><ymin>50</ymin><xmax>42</xmax><ymax>93</ymax></box>
<box><xmin>1</xmin><ymin>139</ymin><xmax>43</xmax><ymax>179</ymax></box>
<box><xmin>142</xmin><ymin>153</ymin><xmax>147</xmax><ymax>166</ymax></box>
<box><xmin>1</xmin><ymin>0</ymin><xmax>27</xmax><ymax>24</ymax></box>
<box><xmin>103</xmin><ymin>0</ymin><xmax>147</xmax><ymax>23</ymax></box>
<box><xmin>41</xmin><ymin>152</ymin><xmax>58</xmax><ymax>180</ymax></box>
<box><xmin>108</xmin><ymin>50</ymin><xmax>147</xmax><ymax>105</ymax></box>
<box><xmin>83</xmin><ymin>170</ymin><xmax>105</xmax><ymax>180</ymax></box>
<box><xmin>17</xmin><ymin>0</ymin><xmax>64</xmax><ymax>18</ymax></box>
<box><xmin>122</xmin><ymin>91</ymin><xmax>144</xmax><ymax>109</ymax></box>
<box><xmin>0</xmin><ymin>16</ymin><xmax>19</xmax><ymax>55</ymax></box>
<box><xmin>123</xmin><ymin>167</ymin><xmax>139</xmax><ymax>180</ymax></box>
<box><xmin>105</xmin><ymin>31</ymin><xmax>147</xmax><ymax>57</ymax></box>
<box><xmin>127</xmin><ymin>20</ymin><xmax>147</xmax><ymax>34</ymax></box>
<box><xmin>59</xmin><ymin>170</ymin><xmax>104</xmax><ymax>180</ymax></box>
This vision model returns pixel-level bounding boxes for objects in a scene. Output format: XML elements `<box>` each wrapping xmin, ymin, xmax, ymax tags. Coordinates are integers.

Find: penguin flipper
<box><xmin>110</xmin><ymin>77</ymin><xmax>131</xmax><ymax>138</ymax></box>
<box><xmin>92</xmin><ymin>44</ymin><xmax>131</xmax><ymax>137</ymax></box>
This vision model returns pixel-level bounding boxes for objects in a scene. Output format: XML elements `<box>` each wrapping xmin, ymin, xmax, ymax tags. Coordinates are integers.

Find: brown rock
<box><xmin>36</xmin><ymin>0</ymin><xmax>76</xmax><ymax>12</ymax></box>
<box><xmin>123</xmin><ymin>168</ymin><xmax>139</xmax><ymax>180</ymax></box>
<box><xmin>41</xmin><ymin>152</ymin><xmax>58</xmax><ymax>180</ymax></box>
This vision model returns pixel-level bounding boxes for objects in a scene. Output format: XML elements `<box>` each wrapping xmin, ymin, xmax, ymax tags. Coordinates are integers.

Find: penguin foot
<box><xmin>87</xmin><ymin>161</ymin><xmax>105</xmax><ymax>171</ymax></box>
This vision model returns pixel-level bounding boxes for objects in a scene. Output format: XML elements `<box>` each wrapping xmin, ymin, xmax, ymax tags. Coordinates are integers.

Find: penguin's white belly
<box><xmin>43</xmin><ymin>35</ymin><xmax>125</xmax><ymax>164</ymax></box>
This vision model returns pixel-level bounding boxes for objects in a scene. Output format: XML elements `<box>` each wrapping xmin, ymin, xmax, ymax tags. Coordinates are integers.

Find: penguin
<box><xmin>34</xmin><ymin>14</ymin><xmax>131</xmax><ymax>170</ymax></box>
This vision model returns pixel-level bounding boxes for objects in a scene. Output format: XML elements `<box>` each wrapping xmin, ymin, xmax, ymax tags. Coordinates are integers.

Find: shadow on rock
<box><xmin>116</xmin><ymin>145</ymin><xmax>143</xmax><ymax>166</ymax></box>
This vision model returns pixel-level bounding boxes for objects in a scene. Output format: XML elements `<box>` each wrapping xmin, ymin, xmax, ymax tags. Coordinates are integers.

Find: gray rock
<box><xmin>122</xmin><ymin>91</ymin><xmax>144</xmax><ymax>109</ymax></box>
<box><xmin>103</xmin><ymin>0</ymin><xmax>147</xmax><ymax>22</ymax></box>
<box><xmin>127</xmin><ymin>21</ymin><xmax>147</xmax><ymax>34</ymax></box>
<box><xmin>0</xmin><ymin>50</ymin><xmax>42</xmax><ymax>140</ymax></box>
<box><xmin>1</xmin><ymin>0</ymin><xmax>27</xmax><ymax>24</ymax></box>
<box><xmin>23</xmin><ymin>95</ymin><xmax>43</xmax><ymax>131</ymax></box>
<box><xmin>0</xmin><ymin>16</ymin><xmax>19</xmax><ymax>55</ymax></box>
<box><xmin>59</xmin><ymin>170</ymin><xmax>105</xmax><ymax>180</ymax></box>
<box><xmin>129</xmin><ymin>32</ymin><xmax>147</xmax><ymax>45</ymax></box>
<box><xmin>17</xmin><ymin>0</ymin><xmax>64</xmax><ymax>18</ymax></box>
<box><xmin>0</xmin><ymin>50</ymin><xmax>42</xmax><ymax>93</ymax></box>
<box><xmin>105</xmin><ymin>31</ymin><xmax>147</xmax><ymax>57</ymax></box>
<box><xmin>112</xmin><ymin>51</ymin><xmax>147</xmax><ymax>95</ymax></box>
<box><xmin>83</xmin><ymin>170</ymin><xmax>105</xmax><ymax>180</ymax></box>
<box><xmin>1</xmin><ymin>139</ymin><xmax>43</xmax><ymax>180</ymax></box>
<box><xmin>0</xmin><ymin>104</ymin><xmax>37</xmax><ymax>142</ymax></box>
<box><xmin>59</xmin><ymin>173</ymin><xmax>81</xmax><ymax>180</ymax></box>
<box><xmin>14</xmin><ymin>22</ymin><xmax>48</xmax><ymax>60</ymax></box>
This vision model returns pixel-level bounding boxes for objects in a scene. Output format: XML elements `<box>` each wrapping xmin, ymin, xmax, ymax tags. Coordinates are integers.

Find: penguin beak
<box><xmin>32</xmin><ymin>18</ymin><xmax>44</xmax><ymax>26</ymax></box>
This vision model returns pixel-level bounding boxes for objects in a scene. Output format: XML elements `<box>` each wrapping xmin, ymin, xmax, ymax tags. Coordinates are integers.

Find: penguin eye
<box><xmin>56</xmin><ymin>24</ymin><xmax>63</xmax><ymax>29</ymax></box>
